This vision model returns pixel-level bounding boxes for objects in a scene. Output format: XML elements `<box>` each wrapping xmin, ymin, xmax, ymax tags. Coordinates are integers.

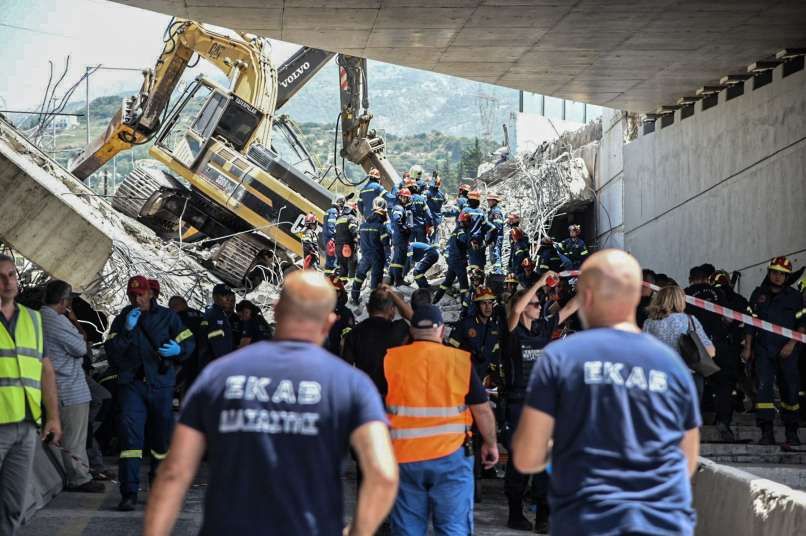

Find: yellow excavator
<box><xmin>70</xmin><ymin>18</ymin><xmax>399</xmax><ymax>287</ymax></box>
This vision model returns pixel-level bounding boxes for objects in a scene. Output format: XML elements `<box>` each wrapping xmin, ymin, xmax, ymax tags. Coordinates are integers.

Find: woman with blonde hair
<box><xmin>643</xmin><ymin>285</ymin><xmax>716</xmax><ymax>400</ymax></box>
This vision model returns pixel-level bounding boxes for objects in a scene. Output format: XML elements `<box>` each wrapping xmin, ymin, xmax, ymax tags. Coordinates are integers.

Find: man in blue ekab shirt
<box><xmin>512</xmin><ymin>250</ymin><xmax>701</xmax><ymax>536</ymax></box>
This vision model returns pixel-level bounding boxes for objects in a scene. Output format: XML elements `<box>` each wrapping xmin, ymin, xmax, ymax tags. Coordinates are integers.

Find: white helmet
<box><xmin>409</xmin><ymin>164</ymin><xmax>423</xmax><ymax>178</ymax></box>
<box><xmin>372</xmin><ymin>196</ymin><xmax>387</xmax><ymax>212</ymax></box>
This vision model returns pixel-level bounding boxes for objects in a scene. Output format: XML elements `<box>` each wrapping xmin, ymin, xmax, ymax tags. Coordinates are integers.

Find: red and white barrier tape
<box><xmin>556</xmin><ymin>270</ymin><xmax>806</xmax><ymax>344</ymax></box>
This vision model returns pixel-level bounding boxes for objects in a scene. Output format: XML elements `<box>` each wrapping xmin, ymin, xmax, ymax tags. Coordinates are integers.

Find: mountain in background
<box><xmin>283</xmin><ymin>60</ymin><xmax>519</xmax><ymax>140</ymax></box>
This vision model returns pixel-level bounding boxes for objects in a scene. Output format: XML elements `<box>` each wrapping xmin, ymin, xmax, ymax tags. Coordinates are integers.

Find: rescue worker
<box><xmin>384</xmin><ymin>305</ymin><xmax>499</xmax><ymax>534</ymax></box>
<box><xmin>350</xmin><ymin>201</ymin><xmax>392</xmax><ymax>305</ymax></box>
<box><xmin>167</xmin><ymin>295</ymin><xmax>205</xmax><ymax>395</ymax></box>
<box><xmin>558</xmin><ymin>224</ymin><xmax>589</xmax><ymax>269</ymax></box>
<box><xmin>389</xmin><ymin>188</ymin><xmax>412</xmax><ymax>287</ymax></box>
<box><xmin>409</xmin><ymin>164</ymin><xmax>425</xmax><ymax>192</ymax></box>
<box><xmin>322</xmin><ymin>195</ymin><xmax>344</xmax><ymax>276</ymax></box>
<box><xmin>487</xmin><ymin>193</ymin><xmax>505</xmax><ymax>273</ymax></box>
<box><xmin>0</xmin><ymin>254</ymin><xmax>62</xmax><ymax>535</ymax></box>
<box><xmin>357</xmin><ymin>168</ymin><xmax>386</xmax><ymax>220</ymax></box>
<box><xmin>408</xmin><ymin>178</ymin><xmax>434</xmax><ymax>243</ymax></box>
<box><xmin>301</xmin><ymin>213</ymin><xmax>320</xmax><ymax>270</ymax></box>
<box><xmin>537</xmin><ymin>236</ymin><xmax>563</xmax><ymax>274</ymax></box>
<box><xmin>508</xmin><ymin>217</ymin><xmax>530</xmax><ymax>280</ymax></box>
<box><xmin>433</xmin><ymin>211</ymin><xmax>471</xmax><ymax>305</ymax></box>
<box><xmin>335</xmin><ymin>201</ymin><xmax>360</xmax><ymax>284</ymax></box>
<box><xmin>450</xmin><ymin>286</ymin><xmax>502</xmax><ymax>498</ymax></box>
<box><xmin>451</xmin><ymin>287</ymin><xmax>501</xmax><ymax>391</ymax></box>
<box><xmin>503</xmin><ymin>272</ymin><xmax>578</xmax><ymax>531</ymax></box>
<box><xmin>105</xmin><ymin>275</ymin><xmax>194</xmax><ymax>511</ymax></box>
<box><xmin>710</xmin><ymin>270</ymin><xmax>749</xmax><ymax>442</ymax></box>
<box><xmin>743</xmin><ymin>257</ymin><xmax>806</xmax><ymax>445</ymax></box>
<box><xmin>202</xmin><ymin>284</ymin><xmax>235</xmax><ymax>364</ymax></box>
<box><xmin>465</xmin><ymin>190</ymin><xmax>495</xmax><ymax>274</ymax></box>
<box><xmin>324</xmin><ymin>275</ymin><xmax>354</xmax><ymax>357</ymax></box>
<box><xmin>408</xmin><ymin>241</ymin><xmax>440</xmax><ymax>289</ymax></box>
<box><xmin>445</xmin><ymin>184</ymin><xmax>471</xmax><ymax>221</ymax></box>
<box><xmin>502</xmin><ymin>273</ymin><xmax>520</xmax><ymax>305</ymax></box>
<box><xmin>426</xmin><ymin>174</ymin><xmax>446</xmax><ymax>244</ymax></box>
<box><xmin>463</xmin><ymin>266</ymin><xmax>487</xmax><ymax>320</ymax></box>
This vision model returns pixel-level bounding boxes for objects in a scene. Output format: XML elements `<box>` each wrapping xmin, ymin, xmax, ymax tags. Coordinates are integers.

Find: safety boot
<box><xmin>758</xmin><ymin>422</ymin><xmax>776</xmax><ymax>445</ymax></box>
<box><xmin>506</xmin><ymin>497</ymin><xmax>533</xmax><ymax>531</ymax></box>
<box><xmin>534</xmin><ymin>500</ymin><xmax>550</xmax><ymax>534</ymax></box>
<box><xmin>117</xmin><ymin>493</ymin><xmax>138</xmax><ymax>512</ymax></box>
<box><xmin>785</xmin><ymin>425</ymin><xmax>801</xmax><ymax>446</ymax></box>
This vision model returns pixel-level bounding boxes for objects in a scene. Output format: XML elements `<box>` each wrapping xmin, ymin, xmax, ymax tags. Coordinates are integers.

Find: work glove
<box><xmin>158</xmin><ymin>340</ymin><xmax>181</xmax><ymax>358</ymax></box>
<box><xmin>125</xmin><ymin>309</ymin><xmax>141</xmax><ymax>331</ymax></box>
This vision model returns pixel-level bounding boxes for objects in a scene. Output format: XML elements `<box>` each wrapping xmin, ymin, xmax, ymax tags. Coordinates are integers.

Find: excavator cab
<box><xmin>156</xmin><ymin>76</ymin><xmax>262</xmax><ymax>169</ymax></box>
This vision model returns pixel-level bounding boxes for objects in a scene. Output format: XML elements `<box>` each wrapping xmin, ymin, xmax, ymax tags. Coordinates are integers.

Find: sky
<box><xmin>0</xmin><ymin>0</ymin><xmax>300</xmax><ymax>110</ymax></box>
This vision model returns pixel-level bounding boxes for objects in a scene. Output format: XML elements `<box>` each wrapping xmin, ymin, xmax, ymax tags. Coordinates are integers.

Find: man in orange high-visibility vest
<box><xmin>384</xmin><ymin>304</ymin><xmax>499</xmax><ymax>536</ymax></box>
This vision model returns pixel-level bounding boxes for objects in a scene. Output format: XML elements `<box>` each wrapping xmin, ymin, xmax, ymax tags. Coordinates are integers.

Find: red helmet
<box><xmin>397</xmin><ymin>188</ymin><xmax>412</xmax><ymax>199</ymax></box>
<box><xmin>127</xmin><ymin>275</ymin><xmax>150</xmax><ymax>296</ymax></box>
<box><xmin>768</xmin><ymin>256</ymin><xmax>792</xmax><ymax>274</ymax></box>
<box><xmin>487</xmin><ymin>192</ymin><xmax>501</xmax><ymax>202</ymax></box>
<box><xmin>304</xmin><ymin>213</ymin><xmax>317</xmax><ymax>225</ymax></box>
<box><xmin>473</xmin><ymin>287</ymin><xmax>497</xmax><ymax>302</ymax></box>
<box><xmin>458</xmin><ymin>211</ymin><xmax>472</xmax><ymax>224</ymax></box>
<box><xmin>507</xmin><ymin>212</ymin><xmax>521</xmax><ymax>226</ymax></box>
<box><xmin>510</xmin><ymin>227</ymin><xmax>524</xmax><ymax>242</ymax></box>
<box><xmin>467</xmin><ymin>190</ymin><xmax>481</xmax><ymax>201</ymax></box>
<box><xmin>521</xmin><ymin>257</ymin><xmax>535</xmax><ymax>270</ymax></box>
<box><xmin>458</xmin><ymin>184</ymin><xmax>471</xmax><ymax>193</ymax></box>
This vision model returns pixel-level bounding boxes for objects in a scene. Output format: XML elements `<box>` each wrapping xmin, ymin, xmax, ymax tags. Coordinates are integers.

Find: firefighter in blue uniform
<box><xmin>449</xmin><ymin>286</ymin><xmax>502</xmax><ymax>495</ymax></box>
<box><xmin>335</xmin><ymin>201</ymin><xmax>360</xmax><ymax>284</ymax></box>
<box><xmin>301</xmin><ymin>213</ymin><xmax>320</xmax><ymax>270</ymax></box>
<box><xmin>322</xmin><ymin>195</ymin><xmax>343</xmax><ymax>275</ymax></box>
<box><xmin>202</xmin><ymin>284</ymin><xmax>235</xmax><ymax>364</ymax></box>
<box><xmin>462</xmin><ymin>266</ymin><xmax>488</xmax><ymax>320</ymax></box>
<box><xmin>433</xmin><ymin>211</ymin><xmax>472</xmax><ymax>304</ymax></box>
<box><xmin>389</xmin><ymin>188</ymin><xmax>412</xmax><ymax>286</ymax></box>
<box><xmin>350</xmin><ymin>200</ymin><xmax>392</xmax><ymax>305</ymax></box>
<box><xmin>105</xmin><ymin>276</ymin><xmax>194</xmax><ymax>511</ymax></box>
<box><xmin>557</xmin><ymin>223</ymin><xmax>589</xmax><ymax>269</ymax></box>
<box><xmin>486</xmin><ymin>192</ymin><xmax>505</xmax><ymax>274</ymax></box>
<box><xmin>443</xmin><ymin>183</ymin><xmax>471</xmax><ymax>225</ymax></box>
<box><xmin>407</xmin><ymin>178</ymin><xmax>433</xmax><ymax>243</ymax></box>
<box><xmin>465</xmin><ymin>190</ymin><xmax>496</xmax><ymax>274</ymax></box>
<box><xmin>537</xmin><ymin>236</ymin><xmax>563</xmax><ymax>274</ymax></box>
<box><xmin>407</xmin><ymin>241</ymin><xmax>440</xmax><ymax>289</ymax></box>
<box><xmin>519</xmin><ymin>257</ymin><xmax>541</xmax><ymax>288</ymax></box>
<box><xmin>743</xmin><ymin>256</ymin><xmax>806</xmax><ymax>446</ymax></box>
<box><xmin>426</xmin><ymin>174</ymin><xmax>446</xmax><ymax>244</ymax></box>
<box><xmin>357</xmin><ymin>168</ymin><xmax>386</xmax><ymax>220</ymax></box>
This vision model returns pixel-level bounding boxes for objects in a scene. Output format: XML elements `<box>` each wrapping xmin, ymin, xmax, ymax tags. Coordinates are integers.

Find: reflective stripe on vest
<box><xmin>384</xmin><ymin>341</ymin><xmax>473</xmax><ymax>463</ymax></box>
<box><xmin>0</xmin><ymin>305</ymin><xmax>44</xmax><ymax>425</ymax></box>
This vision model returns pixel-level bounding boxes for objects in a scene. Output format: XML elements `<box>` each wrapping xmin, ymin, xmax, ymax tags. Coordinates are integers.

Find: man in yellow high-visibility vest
<box><xmin>0</xmin><ymin>254</ymin><xmax>62</xmax><ymax>535</ymax></box>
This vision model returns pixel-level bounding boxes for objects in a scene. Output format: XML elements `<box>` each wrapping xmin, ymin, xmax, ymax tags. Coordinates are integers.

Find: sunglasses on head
<box><xmin>527</xmin><ymin>301</ymin><xmax>540</xmax><ymax>307</ymax></box>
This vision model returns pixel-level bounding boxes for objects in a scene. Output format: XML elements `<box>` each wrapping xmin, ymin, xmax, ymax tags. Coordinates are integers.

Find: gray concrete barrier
<box><xmin>694</xmin><ymin>457</ymin><xmax>806</xmax><ymax>536</ymax></box>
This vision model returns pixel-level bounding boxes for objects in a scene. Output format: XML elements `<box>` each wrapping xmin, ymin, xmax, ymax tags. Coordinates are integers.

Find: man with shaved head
<box><xmin>145</xmin><ymin>271</ymin><xmax>398</xmax><ymax>536</ymax></box>
<box><xmin>512</xmin><ymin>250</ymin><xmax>701</xmax><ymax>536</ymax></box>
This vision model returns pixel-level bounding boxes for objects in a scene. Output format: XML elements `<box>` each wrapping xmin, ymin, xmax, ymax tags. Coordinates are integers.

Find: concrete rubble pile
<box><xmin>478</xmin><ymin>119</ymin><xmax>602</xmax><ymax>257</ymax></box>
<box><xmin>0</xmin><ymin>115</ymin><xmax>268</xmax><ymax>321</ymax></box>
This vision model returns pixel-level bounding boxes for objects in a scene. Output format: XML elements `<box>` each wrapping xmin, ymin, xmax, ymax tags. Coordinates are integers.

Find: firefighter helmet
<box><xmin>467</xmin><ymin>190</ymin><xmax>481</xmax><ymax>201</ymax></box>
<box><xmin>458</xmin><ymin>183</ymin><xmax>471</xmax><ymax>194</ymax></box>
<box><xmin>304</xmin><ymin>213</ymin><xmax>317</xmax><ymax>225</ymax></box>
<box><xmin>487</xmin><ymin>192</ymin><xmax>501</xmax><ymax>202</ymax></box>
<box><xmin>569</xmin><ymin>224</ymin><xmax>581</xmax><ymax>233</ymax></box>
<box><xmin>409</xmin><ymin>164</ymin><xmax>424</xmax><ymax>178</ymax></box>
<box><xmin>398</xmin><ymin>188</ymin><xmax>412</xmax><ymax>199</ymax></box>
<box><xmin>334</xmin><ymin>195</ymin><xmax>346</xmax><ymax>208</ymax></box>
<box><xmin>473</xmin><ymin>287</ymin><xmax>497</xmax><ymax>302</ymax></box>
<box><xmin>768</xmin><ymin>256</ymin><xmax>793</xmax><ymax>274</ymax></box>
<box><xmin>504</xmin><ymin>273</ymin><xmax>519</xmax><ymax>285</ymax></box>
<box><xmin>458</xmin><ymin>211</ymin><xmax>472</xmax><ymax>224</ymax></box>
<box><xmin>711</xmin><ymin>270</ymin><xmax>731</xmax><ymax>287</ymax></box>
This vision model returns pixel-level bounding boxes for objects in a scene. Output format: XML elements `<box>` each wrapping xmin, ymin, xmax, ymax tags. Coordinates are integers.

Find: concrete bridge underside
<box><xmin>115</xmin><ymin>0</ymin><xmax>806</xmax><ymax>113</ymax></box>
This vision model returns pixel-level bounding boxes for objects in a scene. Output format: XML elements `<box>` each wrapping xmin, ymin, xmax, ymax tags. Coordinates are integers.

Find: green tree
<box><xmin>460</xmin><ymin>138</ymin><xmax>483</xmax><ymax>179</ymax></box>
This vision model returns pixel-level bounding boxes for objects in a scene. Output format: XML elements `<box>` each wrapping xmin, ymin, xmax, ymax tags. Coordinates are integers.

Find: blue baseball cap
<box><xmin>212</xmin><ymin>283</ymin><xmax>234</xmax><ymax>296</ymax></box>
<box><xmin>411</xmin><ymin>304</ymin><xmax>443</xmax><ymax>329</ymax></box>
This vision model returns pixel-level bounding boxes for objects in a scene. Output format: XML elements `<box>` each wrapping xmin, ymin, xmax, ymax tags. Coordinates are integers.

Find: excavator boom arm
<box><xmin>71</xmin><ymin>19</ymin><xmax>276</xmax><ymax>180</ymax></box>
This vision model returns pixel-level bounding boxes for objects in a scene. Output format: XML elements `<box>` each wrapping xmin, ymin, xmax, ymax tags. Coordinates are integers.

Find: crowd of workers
<box><xmin>0</xmin><ymin>165</ymin><xmax>805</xmax><ymax>536</ymax></box>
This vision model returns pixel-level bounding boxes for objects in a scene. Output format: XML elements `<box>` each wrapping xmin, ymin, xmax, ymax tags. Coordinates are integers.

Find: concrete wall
<box><xmin>594</xmin><ymin>108</ymin><xmax>625</xmax><ymax>249</ymax></box>
<box><xmin>621</xmin><ymin>64</ymin><xmax>806</xmax><ymax>293</ymax></box>
<box><xmin>694</xmin><ymin>458</ymin><xmax>806</xmax><ymax>536</ymax></box>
